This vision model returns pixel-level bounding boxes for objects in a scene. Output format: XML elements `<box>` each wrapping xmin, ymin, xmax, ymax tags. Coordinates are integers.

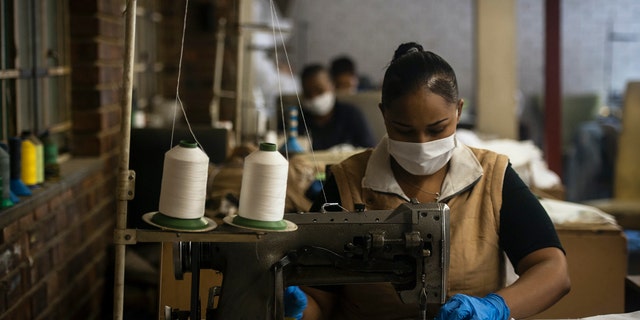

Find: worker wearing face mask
<box><xmin>286</xmin><ymin>43</ymin><xmax>570</xmax><ymax>320</ymax></box>
<box><xmin>298</xmin><ymin>64</ymin><xmax>376</xmax><ymax>151</ymax></box>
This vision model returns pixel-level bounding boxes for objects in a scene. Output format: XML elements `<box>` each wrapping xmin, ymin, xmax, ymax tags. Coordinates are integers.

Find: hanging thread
<box><xmin>168</xmin><ymin>0</ymin><xmax>203</xmax><ymax>152</ymax></box>
<box><xmin>141</xmin><ymin>0</ymin><xmax>217</xmax><ymax>232</ymax></box>
<box><xmin>158</xmin><ymin>140</ymin><xmax>210</xmax><ymax>220</ymax></box>
<box><xmin>235</xmin><ymin>142</ymin><xmax>289</xmax><ymax>230</ymax></box>
<box><xmin>267</xmin><ymin>0</ymin><xmax>328</xmax><ymax>206</ymax></box>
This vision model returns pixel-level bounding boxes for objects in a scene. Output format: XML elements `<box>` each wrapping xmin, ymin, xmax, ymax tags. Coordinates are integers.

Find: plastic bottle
<box><xmin>0</xmin><ymin>146</ymin><xmax>14</xmax><ymax>208</ymax></box>
<box><xmin>279</xmin><ymin>106</ymin><xmax>304</xmax><ymax>154</ymax></box>
<box><xmin>9</xmin><ymin>137</ymin><xmax>32</xmax><ymax>196</ymax></box>
<box><xmin>40</xmin><ymin>131</ymin><xmax>60</xmax><ymax>179</ymax></box>
<box><xmin>20</xmin><ymin>132</ymin><xmax>39</xmax><ymax>187</ymax></box>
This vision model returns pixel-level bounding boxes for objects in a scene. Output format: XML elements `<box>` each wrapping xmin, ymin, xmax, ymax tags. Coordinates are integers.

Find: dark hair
<box><xmin>300</xmin><ymin>63</ymin><xmax>327</xmax><ymax>83</ymax></box>
<box><xmin>381</xmin><ymin>42</ymin><xmax>459</xmax><ymax>107</ymax></box>
<box><xmin>330</xmin><ymin>56</ymin><xmax>356</xmax><ymax>79</ymax></box>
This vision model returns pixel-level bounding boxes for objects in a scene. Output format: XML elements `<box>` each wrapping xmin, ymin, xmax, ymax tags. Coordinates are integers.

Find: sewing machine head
<box><xmin>172</xmin><ymin>202</ymin><xmax>450</xmax><ymax>320</ymax></box>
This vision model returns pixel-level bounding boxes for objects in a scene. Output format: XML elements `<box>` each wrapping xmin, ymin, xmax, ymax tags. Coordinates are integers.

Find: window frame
<box><xmin>0</xmin><ymin>0</ymin><xmax>71</xmax><ymax>155</ymax></box>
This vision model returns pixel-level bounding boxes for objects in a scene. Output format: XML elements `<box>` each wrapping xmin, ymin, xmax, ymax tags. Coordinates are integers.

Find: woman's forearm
<box><xmin>300</xmin><ymin>286</ymin><xmax>337</xmax><ymax>320</ymax></box>
<box><xmin>497</xmin><ymin>247</ymin><xmax>571</xmax><ymax>319</ymax></box>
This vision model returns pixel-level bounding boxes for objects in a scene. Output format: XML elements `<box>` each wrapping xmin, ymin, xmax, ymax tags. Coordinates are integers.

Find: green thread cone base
<box><xmin>232</xmin><ymin>215</ymin><xmax>288</xmax><ymax>230</ymax></box>
<box><xmin>152</xmin><ymin>212</ymin><xmax>209</xmax><ymax>230</ymax></box>
<box><xmin>142</xmin><ymin>212</ymin><xmax>217</xmax><ymax>232</ymax></box>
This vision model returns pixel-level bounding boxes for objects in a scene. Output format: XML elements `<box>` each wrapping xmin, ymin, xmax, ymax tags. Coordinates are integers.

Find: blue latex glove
<box><xmin>284</xmin><ymin>286</ymin><xmax>308</xmax><ymax>320</ymax></box>
<box><xmin>435</xmin><ymin>293</ymin><xmax>510</xmax><ymax>320</ymax></box>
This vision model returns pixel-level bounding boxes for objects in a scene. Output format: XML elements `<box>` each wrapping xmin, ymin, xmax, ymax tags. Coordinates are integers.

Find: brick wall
<box><xmin>0</xmin><ymin>0</ymin><xmax>123</xmax><ymax>319</ymax></box>
<box><xmin>0</xmin><ymin>161</ymin><xmax>114</xmax><ymax>319</ymax></box>
<box><xmin>70</xmin><ymin>0</ymin><xmax>124</xmax><ymax>159</ymax></box>
<box><xmin>0</xmin><ymin>1</ymin><xmax>244</xmax><ymax>318</ymax></box>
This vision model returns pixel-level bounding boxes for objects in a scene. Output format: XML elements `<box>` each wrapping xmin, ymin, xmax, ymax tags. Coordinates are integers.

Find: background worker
<box><xmin>329</xmin><ymin>55</ymin><xmax>375</xmax><ymax>94</ymax></box>
<box><xmin>298</xmin><ymin>63</ymin><xmax>376</xmax><ymax>151</ymax></box>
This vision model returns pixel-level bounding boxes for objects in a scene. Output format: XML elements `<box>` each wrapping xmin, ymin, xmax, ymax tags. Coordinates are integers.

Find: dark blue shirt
<box><xmin>300</xmin><ymin>100</ymin><xmax>376</xmax><ymax>151</ymax></box>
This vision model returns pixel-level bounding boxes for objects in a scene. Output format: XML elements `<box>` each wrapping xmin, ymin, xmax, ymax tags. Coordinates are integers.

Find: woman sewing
<box><xmin>285</xmin><ymin>42</ymin><xmax>570</xmax><ymax>320</ymax></box>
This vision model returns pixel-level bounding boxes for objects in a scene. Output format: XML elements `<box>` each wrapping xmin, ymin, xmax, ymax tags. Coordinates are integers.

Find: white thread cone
<box><xmin>238</xmin><ymin>143</ymin><xmax>289</xmax><ymax>222</ymax></box>
<box><xmin>159</xmin><ymin>141</ymin><xmax>209</xmax><ymax>219</ymax></box>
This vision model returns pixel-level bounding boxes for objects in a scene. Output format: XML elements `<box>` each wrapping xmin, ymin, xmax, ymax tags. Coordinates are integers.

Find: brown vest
<box><xmin>329</xmin><ymin>147</ymin><xmax>509</xmax><ymax>319</ymax></box>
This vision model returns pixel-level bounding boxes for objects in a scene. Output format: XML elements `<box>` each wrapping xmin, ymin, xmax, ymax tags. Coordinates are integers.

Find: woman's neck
<box><xmin>390</xmin><ymin>157</ymin><xmax>449</xmax><ymax>202</ymax></box>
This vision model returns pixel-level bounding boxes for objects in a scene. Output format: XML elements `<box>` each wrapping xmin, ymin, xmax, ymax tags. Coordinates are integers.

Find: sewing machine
<box><xmin>160</xmin><ymin>202</ymin><xmax>450</xmax><ymax>320</ymax></box>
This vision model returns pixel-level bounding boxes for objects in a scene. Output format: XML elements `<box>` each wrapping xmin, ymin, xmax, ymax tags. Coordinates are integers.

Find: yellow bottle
<box><xmin>21</xmin><ymin>137</ymin><xmax>37</xmax><ymax>186</ymax></box>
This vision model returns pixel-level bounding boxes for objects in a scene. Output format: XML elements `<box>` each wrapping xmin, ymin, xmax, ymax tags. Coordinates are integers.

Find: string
<box><xmin>169</xmin><ymin>0</ymin><xmax>205</xmax><ymax>155</ymax></box>
<box><xmin>156</xmin><ymin>0</ymin><xmax>210</xmax><ymax>223</ymax></box>
<box><xmin>268</xmin><ymin>0</ymin><xmax>330</xmax><ymax>207</ymax></box>
<box><xmin>268</xmin><ymin>1</ymin><xmax>287</xmax><ymax>159</ymax></box>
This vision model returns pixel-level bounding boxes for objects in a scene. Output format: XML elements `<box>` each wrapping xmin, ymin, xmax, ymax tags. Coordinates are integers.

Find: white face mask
<box><xmin>387</xmin><ymin>133</ymin><xmax>457</xmax><ymax>175</ymax></box>
<box><xmin>303</xmin><ymin>91</ymin><xmax>335</xmax><ymax>116</ymax></box>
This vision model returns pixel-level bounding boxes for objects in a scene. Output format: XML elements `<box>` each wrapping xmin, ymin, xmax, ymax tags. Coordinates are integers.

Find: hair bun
<box><xmin>392</xmin><ymin>42</ymin><xmax>424</xmax><ymax>62</ymax></box>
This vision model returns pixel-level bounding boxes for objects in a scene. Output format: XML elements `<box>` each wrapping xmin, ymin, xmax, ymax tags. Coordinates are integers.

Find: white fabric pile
<box><xmin>456</xmin><ymin>129</ymin><xmax>561</xmax><ymax>190</ymax></box>
<box><xmin>538</xmin><ymin>198</ymin><xmax>617</xmax><ymax>226</ymax></box>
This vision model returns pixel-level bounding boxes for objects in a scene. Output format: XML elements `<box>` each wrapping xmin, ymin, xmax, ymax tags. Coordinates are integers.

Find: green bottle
<box><xmin>41</xmin><ymin>131</ymin><xmax>60</xmax><ymax>179</ymax></box>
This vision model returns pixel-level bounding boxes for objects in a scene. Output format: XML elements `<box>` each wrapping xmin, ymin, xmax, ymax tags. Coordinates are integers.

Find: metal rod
<box><xmin>113</xmin><ymin>1</ymin><xmax>137</xmax><ymax>319</ymax></box>
<box><xmin>234</xmin><ymin>23</ymin><xmax>245</xmax><ymax>144</ymax></box>
<box><xmin>544</xmin><ymin>0</ymin><xmax>562</xmax><ymax>177</ymax></box>
<box><xmin>190</xmin><ymin>242</ymin><xmax>201</xmax><ymax>320</ymax></box>
<box><xmin>210</xmin><ymin>18</ymin><xmax>227</xmax><ymax>126</ymax></box>
<box><xmin>135</xmin><ymin>229</ymin><xmax>264</xmax><ymax>242</ymax></box>
<box><xmin>234</xmin><ymin>0</ymin><xmax>250</xmax><ymax>145</ymax></box>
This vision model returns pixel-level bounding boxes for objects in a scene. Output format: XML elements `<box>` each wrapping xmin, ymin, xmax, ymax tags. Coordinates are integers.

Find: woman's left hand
<box><xmin>436</xmin><ymin>293</ymin><xmax>510</xmax><ymax>320</ymax></box>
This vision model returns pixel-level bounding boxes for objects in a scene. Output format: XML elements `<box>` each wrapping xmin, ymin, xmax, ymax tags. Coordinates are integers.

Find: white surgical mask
<box><xmin>303</xmin><ymin>91</ymin><xmax>335</xmax><ymax>116</ymax></box>
<box><xmin>387</xmin><ymin>133</ymin><xmax>457</xmax><ymax>175</ymax></box>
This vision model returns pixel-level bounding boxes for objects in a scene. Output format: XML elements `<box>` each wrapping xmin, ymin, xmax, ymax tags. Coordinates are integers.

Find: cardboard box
<box><xmin>533</xmin><ymin>223</ymin><xmax>628</xmax><ymax>319</ymax></box>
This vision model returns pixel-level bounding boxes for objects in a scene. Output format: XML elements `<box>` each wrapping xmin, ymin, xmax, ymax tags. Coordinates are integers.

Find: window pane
<box><xmin>15</xmin><ymin>0</ymin><xmax>34</xmax><ymax>69</ymax></box>
<box><xmin>17</xmin><ymin>78</ymin><xmax>35</xmax><ymax>133</ymax></box>
<box><xmin>45</xmin><ymin>75</ymin><xmax>70</xmax><ymax>125</ymax></box>
<box><xmin>44</xmin><ymin>0</ymin><xmax>67</xmax><ymax>67</ymax></box>
<box><xmin>133</xmin><ymin>1</ymin><xmax>163</xmax><ymax>125</ymax></box>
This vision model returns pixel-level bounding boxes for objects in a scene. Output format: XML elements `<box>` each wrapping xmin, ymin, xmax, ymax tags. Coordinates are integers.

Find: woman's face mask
<box><xmin>303</xmin><ymin>91</ymin><xmax>335</xmax><ymax>116</ymax></box>
<box><xmin>387</xmin><ymin>133</ymin><xmax>456</xmax><ymax>175</ymax></box>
